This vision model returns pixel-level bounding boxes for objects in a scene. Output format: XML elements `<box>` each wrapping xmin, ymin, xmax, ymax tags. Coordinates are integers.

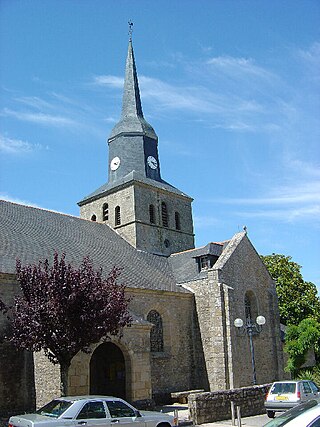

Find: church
<box><xmin>0</xmin><ymin>36</ymin><xmax>284</xmax><ymax>415</ymax></box>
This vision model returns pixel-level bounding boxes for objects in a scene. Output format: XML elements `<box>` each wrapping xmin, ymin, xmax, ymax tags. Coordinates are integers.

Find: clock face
<box><xmin>110</xmin><ymin>156</ymin><xmax>120</xmax><ymax>171</ymax></box>
<box><xmin>147</xmin><ymin>155</ymin><xmax>158</xmax><ymax>170</ymax></box>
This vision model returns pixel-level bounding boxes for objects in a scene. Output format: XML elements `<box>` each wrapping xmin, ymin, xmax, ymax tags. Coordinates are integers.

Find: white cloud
<box><xmin>140</xmin><ymin>76</ymin><xmax>217</xmax><ymax>113</ymax></box>
<box><xmin>285</xmin><ymin>157</ymin><xmax>320</xmax><ymax>178</ymax></box>
<box><xmin>222</xmin><ymin>188</ymin><xmax>320</xmax><ymax>205</ymax></box>
<box><xmin>210</xmin><ymin>155</ymin><xmax>320</xmax><ymax>223</ymax></box>
<box><xmin>217</xmin><ymin>177</ymin><xmax>320</xmax><ymax>205</ymax></box>
<box><xmin>0</xmin><ymin>135</ymin><xmax>47</xmax><ymax>154</ymax></box>
<box><xmin>238</xmin><ymin>205</ymin><xmax>320</xmax><ymax>222</ymax></box>
<box><xmin>14</xmin><ymin>96</ymin><xmax>53</xmax><ymax>110</ymax></box>
<box><xmin>0</xmin><ymin>194</ymin><xmax>69</xmax><ymax>215</ymax></box>
<box><xmin>103</xmin><ymin>116</ymin><xmax>117</xmax><ymax>123</ymax></box>
<box><xmin>2</xmin><ymin>108</ymin><xmax>77</xmax><ymax>127</ymax></box>
<box><xmin>298</xmin><ymin>42</ymin><xmax>320</xmax><ymax>69</ymax></box>
<box><xmin>0</xmin><ymin>193</ymin><xmax>42</xmax><ymax>208</ymax></box>
<box><xmin>207</xmin><ymin>55</ymin><xmax>276</xmax><ymax>81</ymax></box>
<box><xmin>93</xmin><ymin>75</ymin><xmax>124</xmax><ymax>88</ymax></box>
<box><xmin>194</xmin><ymin>215</ymin><xmax>222</xmax><ymax>228</ymax></box>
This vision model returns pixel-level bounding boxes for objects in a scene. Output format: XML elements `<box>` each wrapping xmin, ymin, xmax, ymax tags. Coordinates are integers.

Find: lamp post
<box><xmin>234</xmin><ymin>315</ymin><xmax>266</xmax><ymax>385</ymax></box>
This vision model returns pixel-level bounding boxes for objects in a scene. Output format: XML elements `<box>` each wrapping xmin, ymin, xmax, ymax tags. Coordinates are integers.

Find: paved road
<box><xmin>200</xmin><ymin>413</ymin><xmax>270</xmax><ymax>426</ymax></box>
<box><xmin>159</xmin><ymin>404</ymin><xmax>270</xmax><ymax>427</ymax></box>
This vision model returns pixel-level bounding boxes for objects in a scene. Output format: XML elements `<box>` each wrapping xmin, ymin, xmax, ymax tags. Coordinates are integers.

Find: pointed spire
<box><xmin>121</xmin><ymin>39</ymin><xmax>144</xmax><ymax>119</ymax></box>
<box><xmin>109</xmin><ymin>30</ymin><xmax>157</xmax><ymax>141</ymax></box>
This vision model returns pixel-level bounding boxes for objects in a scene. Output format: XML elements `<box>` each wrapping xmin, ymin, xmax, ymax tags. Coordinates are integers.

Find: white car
<box><xmin>8</xmin><ymin>396</ymin><xmax>177</xmax><ymax>427</ymax></box>
<box><xmin>264</xmin><ymin>398</ymin><xmax>320</xmax><ymax>427</ymax></box>
<box><xmin>264</xmin><ymin>380</ymin><xmax>320</xmax><ymax>418</ymax></box>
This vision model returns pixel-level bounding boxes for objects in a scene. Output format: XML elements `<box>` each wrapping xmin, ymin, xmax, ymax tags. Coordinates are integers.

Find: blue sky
<box><xmin>1</xmin><ymin>0</ymin><xmax>319</xmax><ymax>292</ymax></box>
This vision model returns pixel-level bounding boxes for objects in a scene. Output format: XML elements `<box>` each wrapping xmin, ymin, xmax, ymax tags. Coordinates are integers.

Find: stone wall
<box><xmin>80</xmin><ymin>181</ymin><xmax>195</xmax><ymax>256</ymax></box>
<box><xmin>30</xmin><ymin>286</ymin><xmax>203</xmax><ymax>407</ymax></box>
<box><xmin>217</xmin><ymin>234</ymin><xmax>284</xmax><ymax>387</ymax></box>
<box><xmin>0</xmin><ymin>273</ymin><xmax>35</xmax><ymax>417</ymax></box>
<box><xmin>134</xmin><ymin>183</ymin><xmax>194</xmax><ymax>255</ymax></box>
<box><xmin>188</xmin><ymin>384</ymin><xmax>270</xmax><ymax>424</ymax></box>
<box><xmin>127</xmin><ymin>287</ymin><xmax>203</xmax><ymax>399</ymax></box>
<box><xmin>183</xmin><ymin>234</ymin><xmax>284</xmax><ymax>394</ymax></box>
<box><xmin>185</xmin><ymin>277</ymin><xmax>231</xmax><ymax>391</ymax></box>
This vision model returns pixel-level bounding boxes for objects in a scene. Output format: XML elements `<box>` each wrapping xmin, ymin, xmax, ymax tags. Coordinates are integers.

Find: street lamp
<box><xmin>234</xmin><ymin>315</ymin><xmax>266</xmax><ymax>385</ymax></box>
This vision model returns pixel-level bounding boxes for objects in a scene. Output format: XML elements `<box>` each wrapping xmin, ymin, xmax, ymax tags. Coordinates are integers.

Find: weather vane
<box><xmin>128</xmin><ymin>20</ymin><xmax>133</xmax><ymax>42</ymax></box>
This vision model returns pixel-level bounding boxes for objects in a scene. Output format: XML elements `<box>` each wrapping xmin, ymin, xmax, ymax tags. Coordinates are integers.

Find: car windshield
<box><xmin>36</xmin><ymin>399</ymin><xmax>73</xmax><ymax>418</ymax></box>
<box><xmin>270</xmin><ymin>383</ymin><xmax>296</xmax><ymax>394</ymax></box>
<box><xmin>264</xmin><ymin>399</ymin><xmax>319</xmax><ymax>427</ymax></box>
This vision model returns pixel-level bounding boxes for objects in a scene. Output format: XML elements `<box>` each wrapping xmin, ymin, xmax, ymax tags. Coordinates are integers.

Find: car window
<box><xmin>36</xmin><ymin>399</ymin><xmax>73</xmax><ymax>418</ymax></box>
<box><xmin>77</xmin><ymin>401</ymin><xmax>106</xmax><ymax>419</ymax></box>
<box><xmin>106</xmin><ymin>401</ymin><xmax>136</xmax><ymax>418</ymax></box>
<box><xmin>309</xmin><ymin>416</ymin><xmax>320</xmax><ymax>427</ymax></box>
<box><xmin>271</xmin><ymin>383</ymin><xmax>296</xmax><ymax>394</ymax></box>
<box><xmin>304</xmin><ymin>382</ymin><xmax>312</xmax><ymax>393</ymax></box>
<box><xmin>310</xmin><ymin>382</ymin><xmax>320</xmax><ymax>393</ymax></box>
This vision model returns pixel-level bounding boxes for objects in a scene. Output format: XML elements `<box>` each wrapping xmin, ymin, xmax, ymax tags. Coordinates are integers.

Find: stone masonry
<box><xmin>31</xmin><ymin>286</ymin><xmax>202</xmax><ymax>408</ymax></box>
<box><xmin>0</xmin><ymin>274</ymin><xmax>35</xmax><ymax>416</ymax></box>
<box><xmin>185</xmin><ymin>233</ymin><xmax>283</xmax><ymax>390</ymax></box>
<box><xmin>80</xmin><ymin>180</ymin><xmax>195</xmax><ymax>256</ymax></box>
<box><xmin>188</xmin><ymin>384</ymin><xmax>271</xmax><ymax>424</ymax></box>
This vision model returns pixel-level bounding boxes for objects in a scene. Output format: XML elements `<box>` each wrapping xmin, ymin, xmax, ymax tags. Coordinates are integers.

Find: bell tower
<box><xmin>78</xmin><ymin>29</ymin><xmax>194</xmax><ymax>256</ymax></box>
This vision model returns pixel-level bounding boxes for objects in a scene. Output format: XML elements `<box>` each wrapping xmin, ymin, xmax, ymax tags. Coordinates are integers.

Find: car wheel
<box><xmin>267</xmin><ymin>410</ymin><xmax>275</xmax><ymax>418</ymax></box>
<box><xmin>157</xmin><ymin>423</ymin><xmax>172</xmax><ymax>427</ymax></box>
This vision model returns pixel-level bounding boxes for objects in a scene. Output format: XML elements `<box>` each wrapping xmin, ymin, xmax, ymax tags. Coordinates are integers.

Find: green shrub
<box><xmin>296</xmin><ymin>365</ymin><xmax>320</xmax><ymax>384</ymax></box>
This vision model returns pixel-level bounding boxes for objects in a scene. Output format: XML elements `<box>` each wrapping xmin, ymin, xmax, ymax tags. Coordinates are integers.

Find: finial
<box><xmin>128</xmin><ymin>20</ymin><xmax>133</xmax><ymax>42</ymax></box>
<box><xmin>243</xmin><ymin>225</ymin><xmax>247</xmax><ymax>233</ymax></box>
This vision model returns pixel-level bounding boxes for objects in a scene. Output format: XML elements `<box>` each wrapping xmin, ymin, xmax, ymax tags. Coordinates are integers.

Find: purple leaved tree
<box><xmin>0</xmin><ymin>252</ymin><xmax>132</xmax><ymax>396</ymax></box>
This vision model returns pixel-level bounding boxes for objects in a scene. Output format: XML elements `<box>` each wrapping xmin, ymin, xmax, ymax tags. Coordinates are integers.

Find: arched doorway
<box><xmin>90</xmin><ymin>342</ymin><xmax>126</xmax><ymax>398</ymax></box>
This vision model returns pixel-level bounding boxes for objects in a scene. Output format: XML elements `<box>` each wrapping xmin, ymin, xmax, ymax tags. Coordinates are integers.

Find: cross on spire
<box><xmin>128</xmin><ymin>20</ymin><xmax>133</xmax><ymax>42</ymax></box>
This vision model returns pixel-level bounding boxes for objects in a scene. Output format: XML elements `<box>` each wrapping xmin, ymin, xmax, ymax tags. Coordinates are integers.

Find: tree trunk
<box><xmin>60</xmin><ymin>361</ymin><xmax>71</xmax><ymax>396</ymax></box>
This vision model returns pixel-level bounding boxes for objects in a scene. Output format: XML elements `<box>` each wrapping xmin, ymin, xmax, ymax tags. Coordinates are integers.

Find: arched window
<box><xmin>115</xmin><ymin>206</ymin><xmax>121</xmax><ymax>226</ymax></box>
<box><xmin>245</xmin><ymin>294</ymin><xmax>252</xmax><ymax>321</ymax></box>
<box><xmin>102</xmin><ymin>203</ymin><xmax>109</xmax><ymax>221</ymax></box>
<box><xmin>91</xmin><ymin>214</ymin><xmax>97</xmax><ymax>222</ymax></box>
<box><xmin>161</xmin><ymin>202</ymin><xmax>168</xmax><ymax>227</ymax></box>
<box><xmin>147</xmin><ymin>310</ymin><xmax>164</xmax><ymax>352</ymax></box>
<box><xmin>175</xmin><ymin>212</ymin><xmax>181</xmax><ymax>230</ymax></box>
<box><xmin>244</xmin><ymin>291</ymin><xmax>258</xmax><ymax>324</ymax></box>
<box><xmin>149</xmin><ymin>204</ymin><xmax>155</xmax><ymax>224</ymax></box>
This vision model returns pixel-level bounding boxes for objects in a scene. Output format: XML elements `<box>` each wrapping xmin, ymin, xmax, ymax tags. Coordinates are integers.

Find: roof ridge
<box><xmin>0</xmin><ymin>199</ymin><xmax>78</xmax><ymax>219</ymax></box>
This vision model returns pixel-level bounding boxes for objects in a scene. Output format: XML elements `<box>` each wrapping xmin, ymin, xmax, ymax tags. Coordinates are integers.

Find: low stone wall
<box><xmin>188</xmin><ymin>384</ymin><xmax>270</xmax><ymax>424</ymax></box>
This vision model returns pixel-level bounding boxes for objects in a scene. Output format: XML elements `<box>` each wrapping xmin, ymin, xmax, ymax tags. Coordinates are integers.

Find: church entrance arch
<box><xmin>90</xmin><ymin>342</ymin><xmax>126</xmax><ymax>399</ymax></box>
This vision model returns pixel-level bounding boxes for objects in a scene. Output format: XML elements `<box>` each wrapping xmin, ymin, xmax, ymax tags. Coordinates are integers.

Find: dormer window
<box><xmin>200</xmin><ymin>256</ymin><xmax>210</xmax><ymax>270</ymax></box>
<box><xmin>197</xmin><ymin>254</ymin><xmax>219</xmax><ymax>272</ymax></box>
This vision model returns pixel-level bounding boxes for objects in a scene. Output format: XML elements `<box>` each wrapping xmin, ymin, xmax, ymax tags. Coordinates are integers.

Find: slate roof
<box><xmin>108</xmin><ymin>40</ymin><xmax>157</xmax><ymax>141</ymax></box>
<box><xmin>169</xmin><ymin>242</ymin><xmax>228</xmax><ymax>284</ymax></box>
<box><xmin>0</xmin><ymin>200</ymin><xmax>189</xmax><ymax>294</ymax></box>
<box><xmin>78</xmin><ymin>171</ymin><xmax>192</xmax><ymax>205</ymax></box>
